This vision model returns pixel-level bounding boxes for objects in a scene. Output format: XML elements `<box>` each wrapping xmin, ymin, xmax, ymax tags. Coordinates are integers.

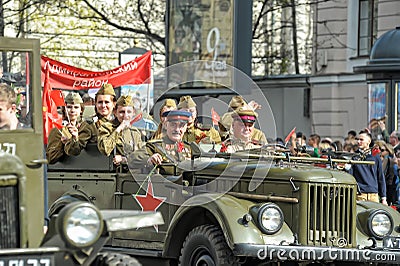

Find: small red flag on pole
<box><xmin>211</xmin><ymin>107</ymin><xmax>220</xmax><ymax>127</ymax></box>
<box><xmin>284</xmin><ymin>127</ymin><xmax>296</xmax><ymax>144</ymax></box>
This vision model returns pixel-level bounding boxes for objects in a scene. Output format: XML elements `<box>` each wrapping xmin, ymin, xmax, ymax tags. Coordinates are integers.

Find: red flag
<box><xmin>284</xmin><ymin>127</ymin><xmax>296</xmax><ymax>144</ymax></box>
<box><xmin>42</xmin><ymin>68</ymin><xmax>62</xmax><ymax>144</ymax></box>
<box><xmin>211</xmin><ymin>107</ymin><xmax>220</xmax><ymax>126</ymax></box>
<box><xmin>50</xmin><ymin>90</ymin><xmax>65</xmax><ymax>106</ymax></box>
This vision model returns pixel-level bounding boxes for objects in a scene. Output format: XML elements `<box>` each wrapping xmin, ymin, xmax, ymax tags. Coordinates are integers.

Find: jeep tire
<box><xmin>92</xmin><ymin>252</ymin><xmax>141</xmax><ymax>266</ymax></box>
<box><xmin>179</xmin><ymin>224</ymin><xmax>237</xmax><ymax>266</ymax></box>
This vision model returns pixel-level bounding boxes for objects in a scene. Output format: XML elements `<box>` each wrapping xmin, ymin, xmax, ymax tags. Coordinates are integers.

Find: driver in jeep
<box><xmin>146</xmin><ymin>110</ymin><xmax>192</xmax><ymax>173</ymax></box>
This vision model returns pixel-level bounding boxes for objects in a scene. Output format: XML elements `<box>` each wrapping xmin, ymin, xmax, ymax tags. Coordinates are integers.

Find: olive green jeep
<box><xmin>0</xmin><ymin>37</ymin><xmax>163</xmax><ymax>266</ymax></box>
<box><xmin>47</xmin><ymin>140</ymin><xmax>400</xmax><ymax>265</ymax></box>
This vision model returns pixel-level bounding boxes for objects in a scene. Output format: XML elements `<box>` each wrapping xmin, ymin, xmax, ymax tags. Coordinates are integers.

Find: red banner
<box><xmin>41</xmin><ymin>51</ymin><xmax>152</xmax><ymax>90</ymax></box>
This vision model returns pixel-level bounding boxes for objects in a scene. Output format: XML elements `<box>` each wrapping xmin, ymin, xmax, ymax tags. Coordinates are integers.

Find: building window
<box><xmin>358</xmin><ymin>0</ymin><xmax>377</xmax><ymax>56</ymax></box>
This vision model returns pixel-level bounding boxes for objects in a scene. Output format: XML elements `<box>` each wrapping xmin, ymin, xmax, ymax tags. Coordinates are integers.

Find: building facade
<box><xmin>256</xmin><ymin>0</ymin><xmax>400</xmax><ymax>141</ymax></box>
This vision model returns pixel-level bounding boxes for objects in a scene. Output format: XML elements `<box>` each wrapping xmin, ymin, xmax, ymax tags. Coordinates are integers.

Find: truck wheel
<box><xmin>92</xmin><ymin>252</ymin><xmax>141</xmax><ymax>266</ymax></box>
<box><xmin>179</xmin><ymin>224</ymin><xmax>238</xmax><ymax>266</ymax></box>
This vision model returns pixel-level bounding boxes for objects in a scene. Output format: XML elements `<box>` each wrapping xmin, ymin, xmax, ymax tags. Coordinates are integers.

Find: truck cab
<box><xmin>0</xmin><ymin>37</ymin><xmax>163</xmax><ymax>266</ymax></box>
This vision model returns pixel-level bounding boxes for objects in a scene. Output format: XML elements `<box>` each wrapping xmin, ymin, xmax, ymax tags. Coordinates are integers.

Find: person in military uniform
<box><xmin>46</xmin><ymin>92</ymin><xmax>87</xmax><ymax>164</ymax></box>
<box><xmin>220</xmin><ymin>108</ymin><xmax>263</xmax><ymax>153</ymax></box>
<box><xmin>177</xmin><ymin>95</ymin><xmax>221</xmax><ymax>144</ymax></box>
<box><xmin>146</xmin><ymin>110</ymin><xmax>192</xmax><ymax>171</ymax></box>
<box><xmin>219</xmin><ymin>95</ymin><xmax>266</xmax><ymax>144</ymax></box>
<box><xmin>86</xmin><ymin>83</ymin><xmax>117</xmax><ymax>137</ymax></box>
<box><xmin>97</xmin><ymin>95</ymin><xmax>144</xmax><ymax>166</ymax></box>
<box><xmin>151</xmin><ymin>98</ymin><xmax>177</xmax><ymax>140</ymax></box>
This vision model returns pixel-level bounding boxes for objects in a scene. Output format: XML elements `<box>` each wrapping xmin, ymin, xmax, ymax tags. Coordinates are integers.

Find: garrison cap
<box><xmin>161</xmin><ymin>98</ymin><xmax>177</xmax><ymax>109</ymax></box>
<box><xmin>116</xmin><ymin>95</ymin><xmax>134</xmax><ymax>107</ymax></box>
<box><xmin>64</xmin><ymin>92</ymin><xmax>83</xmax><ymax>104</ymax></box>
<box><xmin>163</xmin><ymin>110</ymin><xmax>191</xmax><ymax>122</ymax></box>
<box><xmin>96</xmin><ymin>83</ymin><xmax>116</xmax><ymax>97</ymax></box>
<box><xmin>231</xmin><ymin>108</ymin><xmax>258</xmax><ymax>123</ymax></box>
<box><xmin>229</xmin><ymin>96</ymin><xmax>246</xmax><ymax>110</ymax></box>
<box><xmin>178</xmin><ymin>95</ymin><xmax>196</xmax><ymax>109</ymax></box>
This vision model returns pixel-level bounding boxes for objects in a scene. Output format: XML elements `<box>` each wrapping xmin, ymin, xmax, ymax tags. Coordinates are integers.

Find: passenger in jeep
<box><xmin>146</xmin><ymin>110</ymin><xmax>192</xmax><ymax>167</ymax></box>
<box><xmin>0</xmin><ymin>83</ymin><xmax>21</xmax><ymax>130</ymax></box>
<box><xmin>97</xmin><ymin>95</ymin><xmax>143</xmax><ymax>166</ymax></box>
<box><xmin>177</xmin><ymin>95</ymin><xmax>221</xmax><ymax>144</ymax></box>
<box><xmin>85</xmin><ymin>83</ymin><xmax>117</xmax><ymax>137</ymax></box>
<box><xmin>219</xmin><ymin>95</ymin><xmax>266</xmax><ymax>143</ymax></box>
<box><xmin>47</xmin><ymin>92</ymin><xmax>86</xmax><ymax>164</ymax></box>
<box><xmin>151</xmin><ymin>98</ymin><xmax>177</xmax><ymax>140</ymax></box>
<box><xmin>220</xmin><ymin>107</ymin><xmax>263</xmax><ymax>153</ymax></box>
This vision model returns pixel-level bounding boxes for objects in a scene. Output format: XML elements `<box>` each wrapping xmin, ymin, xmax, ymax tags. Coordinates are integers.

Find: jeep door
<box><xmin>0</xmin><ymin>38</ymin><xmax>45</xmax><ymax>247</ymax></box>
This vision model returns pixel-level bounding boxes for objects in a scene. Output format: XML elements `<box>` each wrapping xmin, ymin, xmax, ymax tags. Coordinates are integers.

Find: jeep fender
<box><xmin>163</xmin><ymin>193</ymin><xmax>294</xmax><ymax>258</ymax></box>
<box><xmin>48</xmin><ymin>189</ymin><xmax>92</xmax><ymax>218</ymax></box>
<box><xmin>355</xmin><ymin>201</ymin><xmax>400</xmax><ymax>248</ymax></box>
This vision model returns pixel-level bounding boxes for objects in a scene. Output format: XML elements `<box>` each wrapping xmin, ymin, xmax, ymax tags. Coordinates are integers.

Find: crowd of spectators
<box><xmin>277</xmin><ymin>125</ymin><xmax>400</xmax><ymax>207</ymax></box>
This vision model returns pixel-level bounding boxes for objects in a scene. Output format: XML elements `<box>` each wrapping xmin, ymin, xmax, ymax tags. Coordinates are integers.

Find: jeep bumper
<box><xmin>234</xmin><ymin>244</ymin><xmax>400</xmax><ymax>264</ymax></box>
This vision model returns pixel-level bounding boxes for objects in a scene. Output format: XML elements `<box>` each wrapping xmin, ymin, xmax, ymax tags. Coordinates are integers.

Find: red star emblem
<box><xmin>133</xmin><ymin>177</ymin><xmax>166</xmax><ymax>231</ymax></box>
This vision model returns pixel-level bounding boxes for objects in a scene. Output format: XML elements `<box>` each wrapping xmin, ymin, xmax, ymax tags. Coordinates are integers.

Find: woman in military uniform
<box><xmin>97</xmin><ymin>95</ymin><xmax>143</xmax><ymax>166</ymax></box>
<box><xmin>177</xmin><ymin>95</ymin><xmax>221</xmax><ymax>144</ymax></box>
<box><xmin>89</xmin><ymin>83</ymin><xmax>117</xmax><ymax>131</ymax></box>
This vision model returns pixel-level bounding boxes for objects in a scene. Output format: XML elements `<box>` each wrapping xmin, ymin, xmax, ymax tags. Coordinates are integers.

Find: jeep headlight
<box><xmin>257</xmin><ymin>203</ymin><xmax>284</xmax><ymax>234</ymax></box>
<box><xmin>57</xmin><ymin>202</ymin><xmax>103</xmax><ymax>248</ymax></box>
<box><xmin>368</xmin><ymin>210</ymin><xmax>393</xmax><ymax>239</ymax></box>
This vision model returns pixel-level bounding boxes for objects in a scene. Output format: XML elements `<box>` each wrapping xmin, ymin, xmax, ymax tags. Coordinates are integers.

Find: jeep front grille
<box><xmin>0</xmin><ymin>185</ymin><xmax>19</xmax><ymax>248</ymax></box>
<box><xmin>308</xmin><ymin>184</ymin><xmax>355</xmax><ymax>247</ymax></box>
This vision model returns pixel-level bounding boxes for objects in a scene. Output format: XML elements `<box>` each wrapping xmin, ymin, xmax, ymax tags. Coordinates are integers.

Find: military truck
<box><xmin>0</xmin><ymin>37</ymin><xmax>163</xmax><ymax>266</ymax></box>
<box><xmin>47</xmin><ymin>127</ymin><xmax>400</xmax><ymax>264</ymax></box>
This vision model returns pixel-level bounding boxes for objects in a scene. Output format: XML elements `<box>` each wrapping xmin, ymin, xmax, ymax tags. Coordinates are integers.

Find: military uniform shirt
<box><xmin>146</xmin><ymin>137</ymin><xmax>191</xmax><ymax>164</ymax></box>
<box><xmin>97</xmin><ymin>118</ymin><xmax>143</xmax><ymax>157</ymax></box>
<box><xmin>221</xmin><ymin>137</ymin><xmax>262</xmax><ymax>153</ymax></box>
<box><xmin>46</xmin><ymin>118</ymin><xmax>86</xmax><ymax>164</ymax></box>
<box><xmin>183</xmin><ymin>124</ymin><xmax>221</xmax><ymax>144</ymax></box>
<box><xmin>46</xmin><ymin>127</ymin><xmax>65</xmax><ymax>164</ymax></box>
<box><xmin>64</xmin><ymin>120</ymin><xmax>97</xmax><ymax>156</ymax></box>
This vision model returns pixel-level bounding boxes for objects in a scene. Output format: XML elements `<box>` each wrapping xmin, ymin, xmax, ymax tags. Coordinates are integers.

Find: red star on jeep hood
<box><xmin>133</xmin><ymin>177</ymin><xmax>166</xmax><ymax>231</ymax></box>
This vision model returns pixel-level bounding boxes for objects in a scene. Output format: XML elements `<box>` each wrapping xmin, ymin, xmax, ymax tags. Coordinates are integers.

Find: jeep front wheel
<box><xmin>179</xmin><ymin>224</ymin><xmax>237</xmax><ymax>266</ymax></box>
<box><xmin>91</xmin><ymin>252</ymin><xmax>141</xmax><ymax>266</ymax></box>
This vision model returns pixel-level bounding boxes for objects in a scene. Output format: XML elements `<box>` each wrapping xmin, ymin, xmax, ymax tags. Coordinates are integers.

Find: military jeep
<box><xmin>0</xmin><ymin>37</ymin><xmax>163</xmax><ymax>266</ymax></box>
<box><xmin>47</xmin><ymin>137</ymin><xmax>400</xmax><ymax>265</ymax></box>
